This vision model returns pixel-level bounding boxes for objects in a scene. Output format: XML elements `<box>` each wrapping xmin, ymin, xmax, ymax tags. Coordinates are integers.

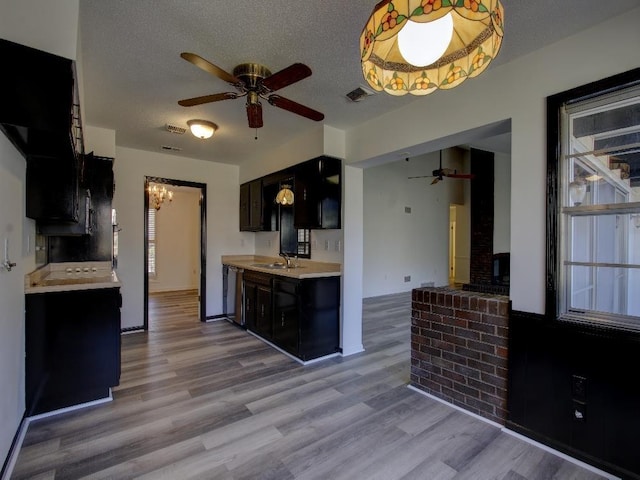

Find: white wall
<box><xmin>0</xmin><ymin>0</ymin><xmax>79</xmax><ymax>60</ymax></box>
<box><xmin>347</xmin><ymin>8</ymin><xmax>640</xmax><ymax>314</ymax></box>
<box><xmin>149</xmin><ymin>187</ymin><xmax>200</xmax><ymax>293</ymax></box>
<box><xmin>113</xmin><ymin>147</ymin><xmax>250</xmax><ymax>329</ymax></box>
<box><xmin>0</xmin><ymin>131</ymin><xmax>34</xmax><ymax>472</ymax></box>
<box><xmin>493</xmin><ymin>152</ymin><xmax>511</xmax><ymax>254</ymax></box>
<box><xmin>363</xmin><ymin>150</ymin><xmax>463</xmax><ymax>297</ymax></box>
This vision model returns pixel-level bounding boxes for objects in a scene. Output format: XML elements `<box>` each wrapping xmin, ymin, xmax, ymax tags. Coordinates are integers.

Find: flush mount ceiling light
<box><xmin>275</xmin><ymin>185</ymin><xmax>294</xmax><ymax>206</ymax></box>
<box><xmin>187</xmin><ymin>119</ymin><xmax>217</xmax><ymax>139</ymax></box>
<box><xmin>360</xmin><ymin>0</ymin><xmax>504</xmax><ymax>96</ymax></box>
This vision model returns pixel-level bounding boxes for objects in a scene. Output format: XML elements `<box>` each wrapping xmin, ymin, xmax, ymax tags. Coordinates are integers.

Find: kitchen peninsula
<box><xmin>25</xmin><ymin>262</ymin><xmax>122</xmax><ymax>416</ymax></box>
<box><xmin>222</xmin><ymin>255</ymin><xmax>341</xmax><ymax>363</ymax></box>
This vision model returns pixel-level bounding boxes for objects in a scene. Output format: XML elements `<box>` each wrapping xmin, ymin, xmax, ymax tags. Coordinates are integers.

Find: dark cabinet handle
<box><xmin>281</xmin><ymin>312</ymin><xmax>285</xmax><ymax>327</ymax></box>
<box><xmin>261</xmin><ymin>304</ymin><xmax>264</xmax><ymax>317</ymax></box>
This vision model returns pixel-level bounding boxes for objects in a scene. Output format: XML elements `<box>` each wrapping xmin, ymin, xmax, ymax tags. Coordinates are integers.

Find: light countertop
<box><xmin>222</xmin><ymin>255</ymin><xmax>341</xmax><ymax>279</ymax></box>
<box><xmin>25</xmin><ymin>261</ymin><xmax>121</xmax><ymax>294</ymax></box>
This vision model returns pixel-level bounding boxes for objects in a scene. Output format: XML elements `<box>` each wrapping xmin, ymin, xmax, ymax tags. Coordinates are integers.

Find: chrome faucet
<box><xmin>279</xmin><ymin>252</ymin><xmax>292</xmax><ymax>268</ymax></box>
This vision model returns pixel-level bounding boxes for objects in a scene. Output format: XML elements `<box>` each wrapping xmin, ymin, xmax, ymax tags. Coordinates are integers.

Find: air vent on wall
<box><xmin>165</xmin><ymin>123</ymin><xmax>187</xmax><ymax>134</ymax></box>
<box><xmin>161</xmin><ymin>145</ymin><xmax>182</xmax><ymax>152</ymax></box>
<box><xmin>346</xmin><ymin>85</ymin><xmax>376</xmax><ymax>102</ymax></box>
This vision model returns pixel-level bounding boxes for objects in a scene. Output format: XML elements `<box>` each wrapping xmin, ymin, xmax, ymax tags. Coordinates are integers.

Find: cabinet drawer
<box><xmin>244</xmin><ymin>270</ymin><xmax>272</xmax><ymax>287</ymax></box>
<box><xmin>273</xmin><ymin>278</ymin><xmax>298</xmax><ymax>296</ymax></box>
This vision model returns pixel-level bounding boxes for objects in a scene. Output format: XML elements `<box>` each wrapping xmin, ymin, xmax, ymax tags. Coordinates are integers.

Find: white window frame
<box><xmin>559</xmin><ymin>85</ymin><xmax>640</xmax><ymax>331</ymax></box>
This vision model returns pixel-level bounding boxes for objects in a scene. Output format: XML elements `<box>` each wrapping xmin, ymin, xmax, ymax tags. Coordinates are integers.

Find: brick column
<box><xmin>411</xmin><ymin>286</ymin><xmax>510</xmax><ymax>424</ymax></box>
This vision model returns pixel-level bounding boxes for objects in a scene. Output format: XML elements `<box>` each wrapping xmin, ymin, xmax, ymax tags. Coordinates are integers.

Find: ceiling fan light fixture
<box><xmin>360</xmin><ymin>0</ymin><xmax>504</xmax><ymax>96</ymax></box>
<box><xmin>187</xmin><ymin>119</ymin><xmax>217</xmax><ymax>139</ymax></box>
<box><xmin>179</xmin><ymin>53</ymin><xmax>324</xmax><ymax>129</ymax></box>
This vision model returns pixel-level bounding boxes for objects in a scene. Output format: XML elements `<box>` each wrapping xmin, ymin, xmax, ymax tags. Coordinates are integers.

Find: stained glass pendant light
<box><xmin>360</xmin><ymin>0</ymin><xmax>504</xmax><ymax>96</ymax></box>
<box><xmin>275</xmin><ymin>185</ymin><xmax>294</xmax><ymax>205</ymax></box>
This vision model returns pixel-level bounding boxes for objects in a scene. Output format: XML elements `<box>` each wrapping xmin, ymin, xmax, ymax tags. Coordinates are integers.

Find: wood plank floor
<box><xmin>10</xmin><ymin>290</ymin><xmax>610</xmax><ymax>479</ymax></box>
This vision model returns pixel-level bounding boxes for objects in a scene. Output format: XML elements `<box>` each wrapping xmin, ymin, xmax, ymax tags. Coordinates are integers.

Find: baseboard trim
<box><xmin>1</xmin><ymin>415</ymin><xmax>28</xmax><ymax>480</ymax></box>
<box><xmin>407</xmin><ymin>385</ymin><xmax>503</xmax><ymax>429</ymax></box>
<box><xmin>246</xmin><ymin>330</ymin><xmax>340</xmax><ymax>365</ymax></box>
<box><xmin>121</xmin><ymin>326</ymin><xmax>144</xmax><ymax>334</ymax></box>
<box><xmin>407</xmin><ymin>385</ymin><xmax>620</xmax><ymax>479</ymax></box>
<box><xmin>502</xmin><ymin>429</ymin><xmax>621</xmax><ymax>480</ymax></box>
<box><xmin>1</xmin><ymin>391</ymin><xmax>114</xmax><ymax>480</ymax></box>
<box><xmin>26</xmin><ymin>391</ymin><xmax>113</xmax><ymax>422</ymax></box>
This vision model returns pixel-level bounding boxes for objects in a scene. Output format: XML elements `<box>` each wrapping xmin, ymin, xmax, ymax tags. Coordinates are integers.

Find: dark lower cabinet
<box><xmin>507</xmin><ymin>310</ymin><xmax>640</xmax><ymax>480</ymax></box>
<box><xmin>273</xmin><ymin>279</ymin><xmax>299</xmax><ymax>356</ymax></box>
<box><xmin>25</xmin><ymin>287</ymin><xmax>122</xmax><ymax>416</ymax></box>
<box><xmin>255</xmin><ymin>285</ymin><xmax>272</xmax><ymax>340</ymax></box>
<box><xmin>245</xmin><ymin>272</ymin><xmax>340</xmax><ymax>362</ymax></box>
<box><xmin>243</xmin><ymin>270</ymin><xmax>273</xmax><ymax>340</ymax></box>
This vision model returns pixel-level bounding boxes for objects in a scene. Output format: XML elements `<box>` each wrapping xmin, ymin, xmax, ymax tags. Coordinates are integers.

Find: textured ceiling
<box><xmin>78</xmin><ymin>0</ymin><xmax>640</xmax><ymax>166</ymax></box>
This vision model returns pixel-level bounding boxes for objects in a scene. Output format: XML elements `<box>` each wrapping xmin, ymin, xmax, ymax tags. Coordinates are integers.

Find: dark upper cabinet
<box><xmin>240</xmin><ymin>179</ymin><xmax>264</xmax><ymax>231</ymax></box>
<box><xmin>239</xmin><ymin>156</ymin><xmax>342</xmax><ymax>232</ymax></box>
<box><xmin>293</xmin><ymin>156</ymin><xmax>342</xmax><ymax>230</ymax></box>
<box><xmin>239</xmin><ymin>183</ymin><xmax>251</xmax><ymax>231</ymax></box>
<box><xmin>0</xmin><ymin>38</ymin><xmax>75</xmax><ymax>158</ymax></box>
<box><xmin>47</xmin><ymin>155</ymin><xmax>116</xmax><ymax>259</ymax></box>
<box><xmin>240</xmin><ymin>178</ymin><xmax>279</xmax><ymax>232</ymax></box>
<box><xmin>26</xmin><ymin>154</ymin><xmax>79</xmax><ymax>222</ymax></box>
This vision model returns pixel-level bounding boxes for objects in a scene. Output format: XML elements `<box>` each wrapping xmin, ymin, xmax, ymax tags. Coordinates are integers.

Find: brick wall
<box><xmin>468</xmin><ymin>149</ymin><xmax>495</xmax><ymax>287</ymax></box>
<box><xmin>411</xmin><ymin>286</ymin><xmax>509</xmax><ymax>424</ymax></box>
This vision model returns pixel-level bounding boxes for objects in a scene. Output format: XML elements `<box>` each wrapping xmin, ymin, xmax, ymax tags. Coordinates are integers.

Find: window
<box><xmin>148</xmin><ymin>207</ymin><xmax>157</xmax><ymax>276</ymax></box>
<box><xmin>279</xmin><ymin>199</ymin><xmax>311</xmax><ymax>258</ymax></box>
<box><xmin>548</xmin><ymin>70</ymin><xmax>640</xmax><ymax>331</ymax></box>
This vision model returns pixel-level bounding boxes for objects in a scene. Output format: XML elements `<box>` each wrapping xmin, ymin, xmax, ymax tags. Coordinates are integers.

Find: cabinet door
<box><xmin>293</xmin><ymin>156</ymin><xmax>342</xmax><ymax>230</ymax></box>
<box><xmin>249</xmin><ymin>179</ymin><xmax>263</xmax><ymax>230</ymax></box>
<box><xmin>239</xmin><ymin>183</ymin><xmax>251</xmax><ymax>231</ymax></box>
<box><xmin>273</xmin><ymin>288</ymin><xmax>299</xmax><ymax>356</ymax></box>
<box><xmin>243</xmin><ymin>281</ymin><xmax>257</xmax><ymax>332</ymax></box>
<box><xmin>26</xmin><ymin>154</ymin><xmax>79</xmax><ymax>222</ymax></box>
<box><xmin>255</xmin><ymin>285</ymin><xmax>272</xmax><ymax>340</ymax></box>
<box><xmin>25</xmin><ymin>288</ymin><xmax>121</xmax><ymax>416</ymax></box>
<box><xmin>319</xmin><ymin>156</ymin><xmax>341</xmax><ymax>229</ymax></box>
<box><xmin>293</xmin><ymin>161</ymin><xmax>320</xmax><ymax>229</ymax></box>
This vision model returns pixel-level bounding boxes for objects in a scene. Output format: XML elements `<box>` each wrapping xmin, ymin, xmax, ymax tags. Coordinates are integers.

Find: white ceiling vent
<box><xmin>165</xmin><ymin>123</ymin><xmax>187</xmax><ymax>134</ymax></box>
<box><xmin>161</xmin><ymin>145</ymin><xmax>182</xmax><ymax>152</ymax></box>
<box><xmin>346</xmin><ymin>85</ymin><xmax>376</xmax><ymax>102</ymax></box>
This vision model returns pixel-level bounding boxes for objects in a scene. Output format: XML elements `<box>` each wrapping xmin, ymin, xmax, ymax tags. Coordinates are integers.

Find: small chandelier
<box><xmin>149</xmin><ymin>184</ymin><xmax>173</xmax><ymax>210</ymax></box>
<box><xmin>187</xmin><ymin>119</ymin><xmax>217</xmax><ymax>139</ymax></box>
<box><xmin>360</xmin><ymin>0</ymin><xmax>504</xmax><ymax>96</ymax></box>
<box><xmin>275</xmin><ymin>185</ymin><xmax>294</xmax><ymax>206</ymax></box>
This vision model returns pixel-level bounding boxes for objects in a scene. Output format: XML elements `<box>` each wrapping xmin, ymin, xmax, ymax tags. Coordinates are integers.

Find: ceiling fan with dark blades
<box><xmin>408</xmin><ymin>151</ymin><xmax>475</xmax><ymax>185</ymax></box>
<box><xmin>178</xmin><ymin>52</ymin><xmax>325</xmax><ymax>129</ymax></box>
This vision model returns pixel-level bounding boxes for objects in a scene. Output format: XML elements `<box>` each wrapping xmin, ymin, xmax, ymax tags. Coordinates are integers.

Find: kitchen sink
<box><xmin>251</xmin><ymin>263</ymin><xmax>305</xmax><ymax>270</ymax></box>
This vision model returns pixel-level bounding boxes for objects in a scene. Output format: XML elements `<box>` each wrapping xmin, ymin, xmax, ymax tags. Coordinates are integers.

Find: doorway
<box><xmin>143</xmin><ymin>176</ymin><xmax>207</xmax><ymax>329</ymax></box>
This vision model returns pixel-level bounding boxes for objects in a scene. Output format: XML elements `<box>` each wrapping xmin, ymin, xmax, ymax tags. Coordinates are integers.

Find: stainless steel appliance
<box><xmin>222</xmin><ymin>265</ymin><xmax>243</xmax><ymax>326</ymax></box>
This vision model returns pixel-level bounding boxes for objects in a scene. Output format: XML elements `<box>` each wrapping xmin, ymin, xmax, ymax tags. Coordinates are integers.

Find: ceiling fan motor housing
<box><xmin>233</xmin><ymin>63</ymin><xmax>272</xmax><ymax>91</ymax></box>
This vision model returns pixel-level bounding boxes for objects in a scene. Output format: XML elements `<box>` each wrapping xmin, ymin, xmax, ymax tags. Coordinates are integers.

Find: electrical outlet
<box><xmin>572</xmin><ymin>400</ymin><xmax>586</xmax><ymax>422</ymax></box>
<box><xmin>405</xmin><ymin>206</ymin><xmax>411</xmax><ymax>214</ymax></box>
<box><xmin>335</xmin><ymin>240</ymin><xmax>341</xmax><ymax>252</ymax></box>
<box><xmin>325</xmin><ymin>240</ymin><xmax>330</xmax><ymax>251</ymax></box>
<box><xmin>267</xmin><ymin>239</ymin><xmax>272</xmax><ymax>247</ymax></box>
<box><xmin>404</xmin><ymin>275</ymin><xmax>411</xmax><ymax>282</ymax></box>
<box><xmin>572</xmin><ymin>375</ymin><xmax>587</xmax><ymax>401</ymax></box>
